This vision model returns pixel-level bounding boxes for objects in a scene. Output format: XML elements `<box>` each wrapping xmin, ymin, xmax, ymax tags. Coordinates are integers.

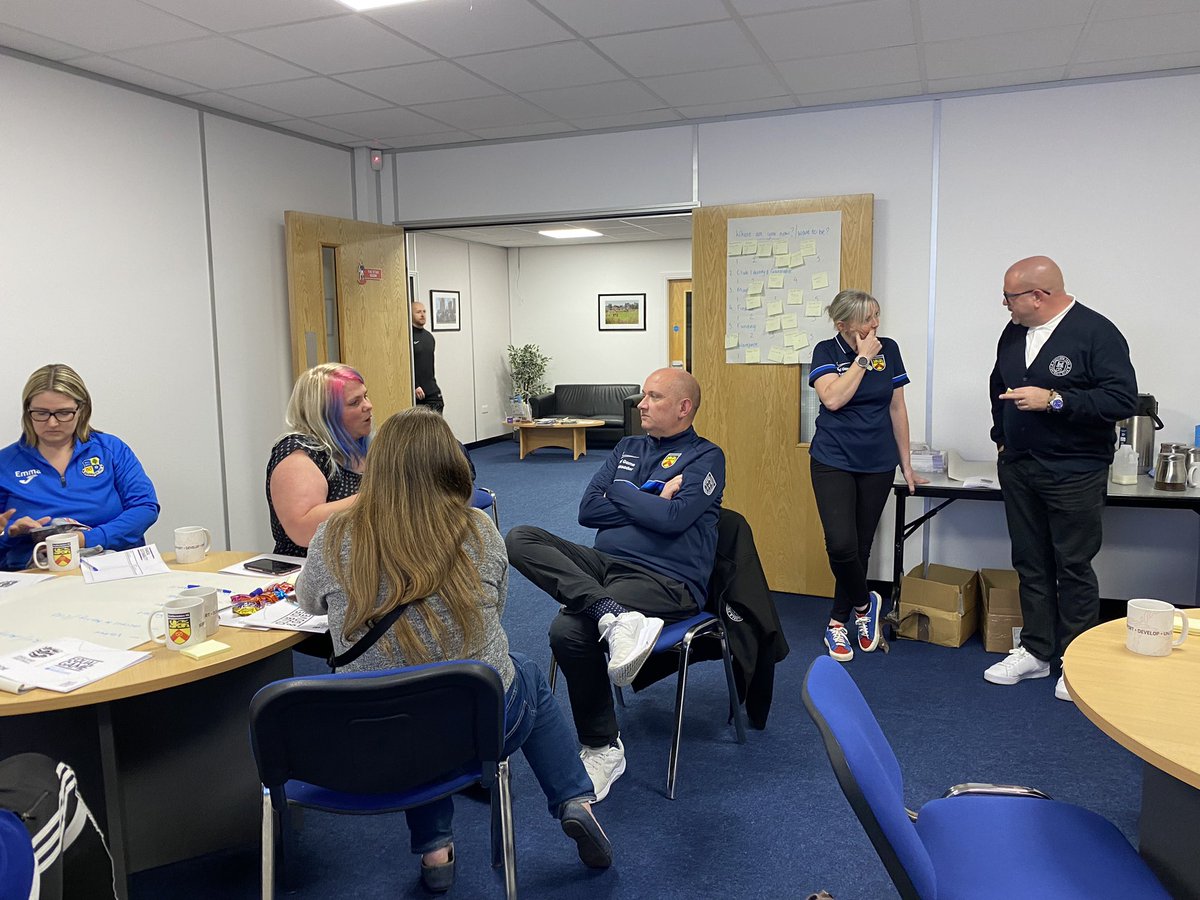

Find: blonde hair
<box><xmin>324</xmin><ymin>408</ymin><xmax>484</xmax><ymax>663</ymax></box>
<box><xmin>827</xmin><ymin>290</ymin><xmax>880</xmax><ymax>329</ymax></box>
<box><xmin>283</xmin><ymin>364</ymin><xmax>368</xmax><ymax>473</ymax></box>
<box><xmin>21</xmin><ymin>364</ymin><xmax>93</xmax><ymax>445</ymax></box>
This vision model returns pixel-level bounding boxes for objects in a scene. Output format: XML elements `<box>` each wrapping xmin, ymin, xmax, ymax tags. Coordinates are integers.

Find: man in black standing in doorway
<box><xmin>411</xmin><ymin>300</ymin><xmax>444</xmax><ymax>415</ymax></box>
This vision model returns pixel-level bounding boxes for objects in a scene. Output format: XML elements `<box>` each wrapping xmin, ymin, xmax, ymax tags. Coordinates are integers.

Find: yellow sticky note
<box><xmin>748</xmin><ymin>280</ymin><xmax>764</xmax><ymax>295</ymax></box>
<box><xmin>745</xmin><ymin>348</ymin><xmax>761</xmax><ymax>364</ymax></box>
<box><xmin>746</xmin><ymin>295</ymin><xmax>762</xmax><ymax>310</ymax></box>
<box><xmin>743</xmin><ymin>239</ymin><xmax>758</xmax><ymax>255</ymax></box>
<box><xmin>781</xmin><ymin>313</ymin><xmax>798</xmax><ymax>330</ymax></box>
<box><xmin>795</xmin><ymin>332</ymin><xmax>810</xmax><ymax>349</ymax></box>
<box><xmin>767</xmin><ymin>300</ymin><xmax>783</xmax><ymax>316</ymax></box>
<box><xmin>767</xmin><ymin>274</ymin><xmax>784</xmax><ymax>289</ymax></box>
<box><xmin>774</xmin><ymin>255</ymin><xmax>789</xmax><ymax>269</ymax></box>
<box><xmin>783</xmin><ymin>332</ymin><xmax>798</xmax><ymax>349</ymax></box>
<box><xmin>787</xmin><ymin>289</ymin><xmax>804</xmax><ymax>305</ymax></box>
<box><xmin>783</xmin><ymin>350</ymin><xmax>800</xmax><ymax>365</ymax></box>
<box><xmin>805</xmin><ymin>300</ymin><xmax>823</xmax><ymax>317</ymax></box>
<box><xmin>768</xmin><ymin>346</ymin><xmax>785</xmax><ymax>363</ymax></box>
<box><xmin>725</xmin><ymin>333</ymin><xmax>739</xmax><ymax>349</ymax></box>
<box><xmin>800</xmin><ymin>239</ymin><xmax>817</xmax><ymax>256</ymax></box>
<box><xmin>181</xmin><ymin>639</ymin><xmax>232</xmax><ymax>660</ymax></box>
<box><xmin>765</xmin><ymin>317</ymin><xmax>782</xmax><ymax>333</ymax></box>
<box><xmin>789</xmin><ymin>251</ymin><xmax>805</xmax><ymax>268</ymax></box>
<box><xmin>774</xmin><ymin>240</ymin><xmax>788</xmax><ymax>255</ymax></box>
<box><xmin>727</xmin><ymin>242</ymin><xmax>741</xmax><ymax>257</ymax></box>
<box><xmin>811</xmin><ymin>272</ymin><xmax>829</xmax><ymax>290</ymax></box>
<box><xmin>756</xmin><ymin>244</ymin><xmax>772</xmax><ymax>258</ymax></box>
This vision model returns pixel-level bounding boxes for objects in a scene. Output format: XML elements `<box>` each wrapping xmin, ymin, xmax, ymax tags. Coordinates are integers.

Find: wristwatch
<box><xmin>1047</xmin><ymin>390</ymin><xmax>1064</xmax><ymax>412</ymax></box>
<box><xmin>855</xmin><ymin>356</ymin><xmax>870</xmax><ymax>370</ymax></box>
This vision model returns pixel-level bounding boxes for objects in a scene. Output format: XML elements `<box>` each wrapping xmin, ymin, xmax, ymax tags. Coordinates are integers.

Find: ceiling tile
<box><xmin>270</xmin><ymin>118</ymin><xmax>362</xmax><ymax>144</ymax></box>
<box><xmin>469</xmin><ymin>122</ymin><xmax>578</xmax><ymax>140</ymax></box>
<box><xmin>534</xmin><ymin>0</ymin><xmax>730</xmax><ymax>37</ymax></box>
<box><xmin>592</xmin><ymin>21</ymin><xmax>763</xmax><ymax>77</ymax></box>
<box><xmin>796</xmin><ymin>81</ymin><xmax>924</xmax><ymax>107</ymax></box>
<box><xmin>675</xmin><ymin>96</ymin><xmax>797</xmax><ymax>119</ymax></box>
<box><xmin>730</xmin><ymin>0</ymin><xmax>860</xmax><ymax>15</ymax></box>
<box><xmin>67</xmin><ymin>55</ymin><xmax>204</xmax><ymax>95</ymax></box>
<box><xmin>522</xmin><ymin>79</ymin><xmax>666</xmax><ymax>118</ymax></box>
<box><xmin>412</xmin><ymin>94</ymin><xmax>563</xmax><ymax>130</ymax></box>
<box><xmin>746</xmin><ymin>0</ymin><xmax>917</xmax><ymax>62</ymax></box>
<box><xmin>139</xmin><ymin>0</ymin><xmax>348</xmax><ymax>32</ymax></box>
<box><xmin>337</xmin><ymin>61</ymin><xmax>503</xmax><ymax>105</ymax></box>
<box><xmin>111</xmin><ymin>36</ymin><xmax>312</xmax><ymax>90</ymax></box>
<box><xmin>0</xmin><ymin>0</ymin><xmax>207</xmax><ymax>53</ymax></box>
<box><xmin>235</xmin><ymin>16</ymin><xmax>434</xmax><ymax>74</ymax></box>
<box><xmin>1095</xmin><ymin>0</ymin><xmax>1200</xmax><ymax>20</ymax></box>
<box><xmin>366</xmin><ymin>0</ymin><xmax>572</xmax><ymax>57</ymax></box>
<box><xmin>457</xmin><ymin>42</ymin><xmax>626</xmax><ymax>93</ymax></box>
<box><xmin>316</xmin><ymin>106</ymin><xmax>466</xmax><ymax>138</ymax></box>
<box><xmin>640</xmin><ymin>64</ymin><xmax>787</xmax><ymax>107</ymax></box>
<box><xmin>0</xmin><ymin>24</ymin><xmax>89</xmax><ymax>60</ymax></box>
<box><xmin>1076</xmin><ymin>11</ymin><xmax>1200</xmax><ymax>62</ymax></box>
<box><xmin>918</xmin><ymin>0</ymin><xmax>1093</xmax><ymax>43</ymax></box>
<box><xmin>777</xmin><ymin>45</ymin><xmax>921</xmax><ymax>95</ymax></box>
<box><xmin>384</xmin><ymin>131</ymin><xmax>479</xmax><ymax>149</ymax></box>
<box><xmin>225</xmin><ymin>77</ymin><xmax>388</xmax><ymax>118</ymax></box>
<box><xmin>182</xmin><ymin>91</ymin><xmax>294</xmax><ymax>122</ymax></box>
<box><xmin>927</xmin><ymin>66</ymin><xmax>1069</xmax><ymax>93</ymax></box>
<box><xmin>566</xmin><ymin>109</ymin><xmax>684</xmax><ymax>130</ymax></box>
<box><xmin>923</xmin><ymin>26</ymin><xmax>1081</xmax><ymax>80</ymax></box>
<box><xmin>1068</xmin><ymin>50</ymin><xmax>1200</xmax><ymax>78</ymax></box>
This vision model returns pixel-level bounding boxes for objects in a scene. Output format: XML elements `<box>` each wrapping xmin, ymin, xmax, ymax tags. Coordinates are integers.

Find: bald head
<box><xmin>638</xmin><ymin>367</ymin><xmax>702</xmax><ymax>437</ymax></box>
<box><xmin>1002</xmin><ymin>255</ymin><xmax>1071</xmax><ymax>327</ymax></box>
<box><xmin>1005</xmin><ymin>256</ymin><xmax>1065</xmax><ymax>295</ymax></box>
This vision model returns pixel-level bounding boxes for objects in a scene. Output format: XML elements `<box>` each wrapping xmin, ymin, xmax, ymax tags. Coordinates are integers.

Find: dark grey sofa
<box><xmin>530</xmin><ymin>383</ymin><xmax>642</xmax><ymax>443</ymax></box>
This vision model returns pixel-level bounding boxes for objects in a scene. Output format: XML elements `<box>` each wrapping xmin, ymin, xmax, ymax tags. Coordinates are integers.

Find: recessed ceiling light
<box><xmin>539</xmin><ymin>228</ymin><xmax>603</xmax><ymax>239</ymax></box>
<box><xmin>336</xmin><ymin>0</ymin><xmax>432</xmax><ymax>11</ymax></box>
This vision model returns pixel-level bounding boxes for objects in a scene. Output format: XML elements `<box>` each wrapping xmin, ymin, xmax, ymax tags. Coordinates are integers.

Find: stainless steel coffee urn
<box><xmin>1116</xmin><ymin>394</ymin><xmax>1164</xmax><ymax>471</ymax></box>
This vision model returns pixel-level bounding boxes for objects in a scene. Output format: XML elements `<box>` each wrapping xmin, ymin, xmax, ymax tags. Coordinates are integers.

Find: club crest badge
<box><xmin>870</xmin><ymin>355</ymin><xmax>886</xmax><ymax>372</ymax></box>
<box><xmin>661</xmin><ymin>452</ymin><xmax>682</xmax><ymax>469</ymax></box>
<box><xmin>703</xmin><ymin>472</ymin><xmax>717</xmax><ymax>496</ymax></box>
<box><xmin>52</xmin><ymin>546</ymin><xmax>73</xmax><ymax>568</ymax></box>
<box><xmin>1048</xmin><ymin>356</ymin><xmax>1072</xmax><ymax>377</ymax></box>
<box><xmin>81</xmin><ymin>456</ymin><xmax>104</xmax><ymax>477</ymax></box>
<box><xmin>168</xmin><ymin>614</ymin><xmax>192</xmax><ymax>645</ymax></box>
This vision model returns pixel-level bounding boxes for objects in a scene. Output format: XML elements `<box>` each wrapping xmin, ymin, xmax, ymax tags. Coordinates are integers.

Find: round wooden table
<box><xmin>514</xmin><ymin>418</ymin><xmax>605</xmax><ymax>460</ymax></box>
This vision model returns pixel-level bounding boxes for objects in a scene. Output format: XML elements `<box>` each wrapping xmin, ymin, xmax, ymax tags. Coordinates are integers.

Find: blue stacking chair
<box><xmin>249</xmin><ymin>660</ymin><xmax>517</xmax><ymax>900</ymax></box>
<box><xmin>0</xmin><ymin>809</ymin><xmax>35</xmax><ymax>900</ymax></box>
<box><xmin>471</xmin><ymin>487</ymin><xmax>500</xmax><ymax>527</ymax></box>
<box><xmin>801</xmin><ymin>655</ymin><xmax>1170</xmax><ymax>899</ymax></box>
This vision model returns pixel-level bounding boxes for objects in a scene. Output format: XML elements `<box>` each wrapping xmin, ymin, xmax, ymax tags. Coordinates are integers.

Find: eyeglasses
<box><xmin>1002</xmin><ymin>289</ymin><xmax>1042</xmax><ymax>302</ymax></box>
<box><xmin>28</xmin><ymin>408</ymin><xmax>79</xmax><ymax>423</ymax></box>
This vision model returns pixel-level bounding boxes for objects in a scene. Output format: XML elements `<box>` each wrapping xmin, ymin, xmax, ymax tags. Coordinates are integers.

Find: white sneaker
<box><xmin>598</xmin><ymin>611</ymin><xmax>663</xmax><ymax>687</ymax></box>
<box><xmin>579</xmin><ymin>738</ymin><xmax>626</xmax><ymax>802</ymax></box>
<box><xmin>983</xmin><ymin>646</ymin><xmax>1050</xmax><ymax>685</ymax></box>
<box><xmin>1055</xmin><ymin>675</ymin><xmax>1073</xmax><ymax>702</ymax></box>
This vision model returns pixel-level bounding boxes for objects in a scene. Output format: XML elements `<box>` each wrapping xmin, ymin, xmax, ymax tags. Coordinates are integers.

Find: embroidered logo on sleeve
<box><xmin>81</xmin><ymin>456</ymin><xmax>104</xmax><ymax>477</ymax></box>
<box><xmin>660</xmin><ymin>452</ymin><xmax>682</xmax><ymax>469</ymax></box>
<box><xmin>703</xmin><ymin>472</ymin><xmax>717</xmax><ymax>495</ymax></box>
<box><xmin>1048</xmin><ymin>356</ymin><xmax>1072</xmax><ymax>376</ymax></box>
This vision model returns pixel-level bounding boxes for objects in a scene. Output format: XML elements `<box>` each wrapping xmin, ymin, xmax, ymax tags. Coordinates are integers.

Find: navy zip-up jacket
<box><xmin>578</xmin><ymin>426</ymin><xmax>725</xmax><ymax>605</ymax></box>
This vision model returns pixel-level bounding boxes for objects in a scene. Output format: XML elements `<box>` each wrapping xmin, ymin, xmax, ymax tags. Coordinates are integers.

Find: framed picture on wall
<box><xmin>429</xmin><ymin>289</ymin><xmax>461</xmax><ymax>331</ymax></box>
<box><xmin>598</xmin><ymin>293</ymin><xmax>646</xmax><ymax>331</ymax></box>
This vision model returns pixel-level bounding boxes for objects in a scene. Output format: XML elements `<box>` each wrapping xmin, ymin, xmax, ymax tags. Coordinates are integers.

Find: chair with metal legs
<box><xmin>471</xmin><ymin>487</ymin><xmax>500</xmax><ymax>527</ymax></box>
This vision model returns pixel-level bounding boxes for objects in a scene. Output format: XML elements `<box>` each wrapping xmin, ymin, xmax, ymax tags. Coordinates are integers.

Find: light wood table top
<box><xmin>1063</xmin><ymin>617</ymin><xmax>1200</xmax><ymax>790</ymax></box>
<box><xmin>0</xmin><ymin>551</ymin><xmax>305</xmax><ymax>716</ymax></box>
<box><xmin>513</xmin><ymin>418</ymin><xmax>605</xmax><ymax>429</ymax></box>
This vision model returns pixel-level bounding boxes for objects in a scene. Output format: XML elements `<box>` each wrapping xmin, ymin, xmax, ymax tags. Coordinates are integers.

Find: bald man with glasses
<box><xmin>984</xmin><ymin>256</ymin><xmax>1137</xmax><ymax>702</ymax></box>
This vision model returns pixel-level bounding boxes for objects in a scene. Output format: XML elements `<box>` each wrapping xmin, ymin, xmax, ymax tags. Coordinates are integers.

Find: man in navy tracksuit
<box><xmin>506</xmin><ymin>368</ymin><xmax>725</xmax><ymax>801</ymax></box>
<box><xmin>983</xmin><ymin>256</ymin><xmax>1136</xmax><ymax>702</ymax></box>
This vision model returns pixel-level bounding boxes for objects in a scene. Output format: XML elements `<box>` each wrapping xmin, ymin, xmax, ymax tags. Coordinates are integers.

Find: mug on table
<box><xmin>174</xmin><ymin>526</ymin><xmax>212</xmax><ymax>564</ymax></box>
<box><xmin>147</xmin><ymin>596</ymin><xmax>206</xmax><ymax>651</ymax></box>
<box><xmin>170</xmin><ymin>586</ymin><xmax>219</xmax><ymax>639</ymax></box>
<box><xmin>34</xmin><ymin>532</ymin><xmax>81</xmax><ymax>572</ymax></box>
<box><xmin>1126</xmin><ymin>598</ymin><xmax>1189</xmax><ymax>657</ymax></box>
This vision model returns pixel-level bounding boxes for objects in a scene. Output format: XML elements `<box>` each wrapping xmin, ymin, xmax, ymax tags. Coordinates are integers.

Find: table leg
<box><xmin>518</xmin><ymin>429</ymin><xmax>528</xmax><ymax>460</ymax></box>
<box><xmin>573</xmin><ymin>427</ymin><xmax>586</xmax><ymax>460</ymax></box>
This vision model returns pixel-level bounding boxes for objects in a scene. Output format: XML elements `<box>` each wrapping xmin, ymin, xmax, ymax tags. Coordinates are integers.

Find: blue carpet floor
<box><xmin>131</xmin><ymin>437</ymin><xmax>1143</xmax><ymax>899</ymax></box>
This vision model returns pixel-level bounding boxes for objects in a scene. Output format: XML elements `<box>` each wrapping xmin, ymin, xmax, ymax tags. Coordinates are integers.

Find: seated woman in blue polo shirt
<box><xmin>0</xmin><ymin>363</ymin><xmax>159</xmax><ymax>570</ymax></box>
<box><xmin>808</xmin><ymin>291</ymin><xmax>924</xmax><ymax>662</ymax></box>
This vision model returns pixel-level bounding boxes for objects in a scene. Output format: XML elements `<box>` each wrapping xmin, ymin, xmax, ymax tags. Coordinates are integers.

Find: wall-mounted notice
<box><xmin>726</xmin><ymin>211</ymin><xmax>842</xmax><ymax>365</ymax></box>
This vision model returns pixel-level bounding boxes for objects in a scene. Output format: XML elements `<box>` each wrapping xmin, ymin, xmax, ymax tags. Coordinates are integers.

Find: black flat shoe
<box><xmin>560</xmin><ymin>800</ymin><xmax>612</xmax><ymax>869</ymax></box>
<box><xmin>420</xmin><ymin>846</ymin><xmax>455</xmax><ymax>893</ymax></box>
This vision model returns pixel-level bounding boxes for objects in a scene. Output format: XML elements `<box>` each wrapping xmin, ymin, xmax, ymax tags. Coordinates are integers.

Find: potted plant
<box><xmin>506</xmin><ymin>343</ymin><xmax>550</xmax><ymax>421</ymax></box>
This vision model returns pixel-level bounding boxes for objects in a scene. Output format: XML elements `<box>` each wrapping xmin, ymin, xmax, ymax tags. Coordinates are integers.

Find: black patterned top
<box><xmin>265</xmin><ymin>434</ymin><xmax>362</xmax><ymax>558</ymax></box>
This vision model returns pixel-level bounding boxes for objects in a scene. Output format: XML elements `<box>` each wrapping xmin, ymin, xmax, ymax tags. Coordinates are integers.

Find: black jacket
<box><xmin>631</xmin><ymin>508</ymin><xmax>789</xmax><ymax>729</ymax></box>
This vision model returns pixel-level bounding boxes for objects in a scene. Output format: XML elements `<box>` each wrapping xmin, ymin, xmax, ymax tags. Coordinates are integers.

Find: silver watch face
<box><xmin>856</xmin><ymin>356</ymin><xmax>868</xmax><ymax>369</ymax></box>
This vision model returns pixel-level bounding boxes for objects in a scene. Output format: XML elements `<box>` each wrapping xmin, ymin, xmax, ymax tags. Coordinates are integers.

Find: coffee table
<box><xmin>515</xmin><ymin>418</ymin><xmax>605</xmax><ymax>460</ymax></box>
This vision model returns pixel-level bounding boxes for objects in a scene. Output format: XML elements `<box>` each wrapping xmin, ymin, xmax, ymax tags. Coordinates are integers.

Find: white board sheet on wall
<box><xmin>725</xmin><ymin>211</ymin><xmax>841</xmax><ymax>365</ymax></box>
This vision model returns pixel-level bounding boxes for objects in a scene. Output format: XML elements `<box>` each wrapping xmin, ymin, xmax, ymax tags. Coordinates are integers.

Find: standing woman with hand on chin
<box><xmin>808</xmin><ymin>291</ymin><xmax>925</xmax><ymax>662</ymax></box>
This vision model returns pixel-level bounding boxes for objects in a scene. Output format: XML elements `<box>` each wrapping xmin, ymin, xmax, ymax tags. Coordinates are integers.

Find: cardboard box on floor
<box><xmin>979</xmin><ymin>568</ymin><xmax>1023</xmax><ymax>653</ymax></box>
<box><xmin>898</xmin><ymin>564</ymin><xmax>980</xmax><ymax>648</ymax></box>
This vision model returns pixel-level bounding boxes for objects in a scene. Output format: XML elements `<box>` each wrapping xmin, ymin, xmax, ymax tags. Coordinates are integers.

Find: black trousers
<box><xmin>810</xmin><ymin>458</ymin><xmax>894</xmax><ymax>624</ymax></box>
<box><xmin>998</xmin><ymin>455</ymin><xmax>1106</xmax><ymax>662</ymax></box>
<box><xmin>505</xmin><ymin>525</ymin><xmax>696</xmax><ymax>747</ymax></box>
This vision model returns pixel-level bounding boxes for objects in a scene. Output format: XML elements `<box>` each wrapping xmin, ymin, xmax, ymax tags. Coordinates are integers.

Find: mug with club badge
<box><xmin>33</xmin><ymin>531</ymin><xmax>81</xmax><ymax>571</ymax></box>
<box><xmin>147</xmin><ymin>596</ymin><xmax>206</xmax><ymax>651</ymax></box>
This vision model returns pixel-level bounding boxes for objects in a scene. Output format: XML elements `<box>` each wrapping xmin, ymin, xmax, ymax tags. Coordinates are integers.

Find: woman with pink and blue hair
<box><xmin>266</xmin><ymin>364</ymin><xmax>374</xmax><ymax>557</ymax></box>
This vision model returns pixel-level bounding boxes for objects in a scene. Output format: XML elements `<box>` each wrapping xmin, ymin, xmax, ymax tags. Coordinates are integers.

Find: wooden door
<box><xmin>667</xmin><ymin>278</ymin><xmax>692</xmax><ymax>370</ymax></box>
<box><xmin>692</xmin><ymin>195</ymin><xmax>873</xmax><ymax>596</ymax></box>
<box><xmin>284</xmin><ymin>212</ymin><xmax>412</xmax><ymax>421</ymax></box>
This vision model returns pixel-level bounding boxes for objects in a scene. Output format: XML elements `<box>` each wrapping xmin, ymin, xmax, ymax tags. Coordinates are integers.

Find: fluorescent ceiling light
<box><xmin>336</xmin><ymin>0</ymin><xmax>431</xmax><ymax>11</ymax></box>
<box><xmin>539</xmin><ymin>228</ymin><xmax>603</xmax><ymax>239</ymax></box>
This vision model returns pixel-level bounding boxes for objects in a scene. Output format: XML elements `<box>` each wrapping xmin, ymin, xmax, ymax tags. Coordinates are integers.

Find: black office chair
<box><xmin>802</xmin><ymin>655</ymin><xmax>1170</xmax><ymax>899</ymax></box>
<box><xmin>249</xmin><ymin>660</ymin><xmax>517</xmax><ymax>899</ymax></box>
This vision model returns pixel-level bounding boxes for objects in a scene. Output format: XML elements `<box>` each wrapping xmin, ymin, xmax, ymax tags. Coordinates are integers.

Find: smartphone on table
<box><xmin>243</xmin><ymin>557</ymin><xmax>302</xmax><ymax>576</ymax></box>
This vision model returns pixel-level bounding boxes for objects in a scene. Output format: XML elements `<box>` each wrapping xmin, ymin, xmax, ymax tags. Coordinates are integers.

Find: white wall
<box><xmin>468</xmin><ymin>243</ymin><xmax>515</xmax><ymax>440</ymax></box>
<box><xmin>507</xmin><ymin>240</ymin><xmax>692</xmax><ymax>386</ymax></box>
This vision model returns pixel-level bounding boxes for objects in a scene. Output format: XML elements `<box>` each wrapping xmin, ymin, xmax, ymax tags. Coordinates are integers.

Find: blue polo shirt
<box><xmin>809</xmin><ymin>334</ymin><xmax>910</xmax><ymax>473</ymax></box>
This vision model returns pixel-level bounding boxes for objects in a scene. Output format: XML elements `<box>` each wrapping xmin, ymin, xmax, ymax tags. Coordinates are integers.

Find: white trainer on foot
<box><xmin>579</xmin><ymin>738</ymin><xmax>625</xmax><ymax>802</ymax></box>
<box><xmin>598</xmin><ymin>611</ymin><xmax>664</xmax><ymax>687</ymax></box>
<box><xmin>983</xmin><ymin>646</ymin><xmax>1050</xmax><ymax>685</ymax></box>
<box><xmin>1054</xmin><ymin>675</ymin><xmax>1073</xmax><ymax>702</ymax></box>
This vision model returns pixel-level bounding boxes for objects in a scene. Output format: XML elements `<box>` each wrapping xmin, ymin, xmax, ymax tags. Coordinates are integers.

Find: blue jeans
<box><xmin>406</xmin><ymin>652</ymin><xmax>596</xmax><ymax>854</ymax></box>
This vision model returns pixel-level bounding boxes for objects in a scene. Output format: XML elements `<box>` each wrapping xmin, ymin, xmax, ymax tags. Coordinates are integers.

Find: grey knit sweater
<box><xmin>297</xmin><ymin>510</ymin><xmax>515</xmax><ymax>689</ymax></box>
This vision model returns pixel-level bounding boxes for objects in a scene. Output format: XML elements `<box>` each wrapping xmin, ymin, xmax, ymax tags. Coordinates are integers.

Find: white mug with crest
<box><xmin>34</xmin><ymin>532</ymin><xmax>81</xmax><ymax>571</ymax></box>
<box><xmin>1126</xmin><ymin>598</ymin><xmax>1189</xmax><ymax>657</ymax></box>
<box><xmin>171</xmin><ymin>586</ymin><xmax>219</xmax><ymax>639</ymax></box>
<box><xmin>147</xmin><ymin>596</ymin><xmax>207</xmax><ymax>651</ymax></box>
<box><xmin>174</xmin><ymin>526</ymin><xmax>212</xmax><ymax>564</ymax></box>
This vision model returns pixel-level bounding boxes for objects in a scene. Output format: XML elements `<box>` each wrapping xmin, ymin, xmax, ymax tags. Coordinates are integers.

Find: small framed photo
<box><xmin>598</xmin><ymin>293</ymin><xmax>646</xmax><ymax>331</ymax></box>
<box><xmin>429</xmin><ymin>289</ymin><xmax>461</xmax><ymax>332</ymax></box>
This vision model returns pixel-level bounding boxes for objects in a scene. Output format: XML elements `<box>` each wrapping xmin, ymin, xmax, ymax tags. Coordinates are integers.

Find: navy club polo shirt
<box><xmin>809</xmin><ymin>333</ymin><xmax>910</xmax><ymax>473</ymax></box>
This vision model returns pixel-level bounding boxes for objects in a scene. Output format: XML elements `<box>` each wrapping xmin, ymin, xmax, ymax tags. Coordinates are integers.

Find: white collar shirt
<box><xmin>1025</xmin><ymin>297</ymin><xmax>1075</xmax><ymax>368</ymax></box>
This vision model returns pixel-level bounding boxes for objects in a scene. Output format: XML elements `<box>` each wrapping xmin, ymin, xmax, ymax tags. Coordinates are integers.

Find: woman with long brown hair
<box><xmin>297</xmin><ymin>408</ymin><xmax>611</xmax><ymax>893</ymax></box>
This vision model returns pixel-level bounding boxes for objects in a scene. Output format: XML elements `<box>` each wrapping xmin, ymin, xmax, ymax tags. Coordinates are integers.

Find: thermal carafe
<box><xmin>1116</xmin><ymin>393</ymin><xmax>1164</xmax><ymax>471</ymax></box>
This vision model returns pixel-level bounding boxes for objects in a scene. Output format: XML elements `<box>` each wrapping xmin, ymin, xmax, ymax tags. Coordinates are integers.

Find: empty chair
<box><xmin>801</xmin><ymin>655</ymin><xmax>1170</xmax><ymax>899</ymax></box>
<box><xmin>471</xmin><ymin>486</ymin><xmax>500</xmax><ymax>527</ymax></box>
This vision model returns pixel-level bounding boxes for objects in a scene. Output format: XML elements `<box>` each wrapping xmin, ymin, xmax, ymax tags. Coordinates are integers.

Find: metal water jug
<box><xmin>1154</xmin><ymin>452</ymin><xmax>1187</xmax><ymax>492</ymax></box>
<box><xmin>1116</xmin><ymin>394</ymin><xmax>1163</xmax><ymax>471</ymax></box>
